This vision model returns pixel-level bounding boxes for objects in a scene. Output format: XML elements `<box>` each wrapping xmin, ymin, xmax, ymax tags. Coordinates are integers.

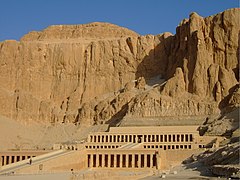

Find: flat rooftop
<box><xmin>109</xmin><ymin>126</ymin><xmax>199</xmax><ymax>133</ymax></box>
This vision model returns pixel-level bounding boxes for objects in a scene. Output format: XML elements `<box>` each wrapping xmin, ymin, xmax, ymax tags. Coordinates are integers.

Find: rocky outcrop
<box><xmin>184</xmin><ymin>142</ymin><xmax>240</xmax><ymax>178</ymax></box>
<box><xmin>21</xmin><ymin>22</ymin><xmax>139</xmax><ymax>41</ymax></box>
<box><xmin>166</xmin><ymin>9</ymin><xmax>239</xmax><ymax>100</ymax></box>
<box><xmin>211</xmin><ymin>165</ymin><xmax>240</xmax><ymax>178</ymax></box>
<box><xmin>0</xmin><ymin>9</ymin><xmax>239</xmax><ymax>126</ymax></box>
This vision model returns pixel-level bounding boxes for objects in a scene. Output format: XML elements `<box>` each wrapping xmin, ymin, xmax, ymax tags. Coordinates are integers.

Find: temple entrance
<box><xmin>137</xmin><ymin>135</ymin><xmax>142</xmax><ymax>143</ymax></box>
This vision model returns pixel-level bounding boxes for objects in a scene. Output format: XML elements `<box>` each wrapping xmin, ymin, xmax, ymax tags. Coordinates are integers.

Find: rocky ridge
<box><xmin>0</xmin><ymin>8</ymin><xmax>239</xmax><ymax>127</ymax></box>
<box><xmin>184</xmin><ymin>142</ymin><xmax>240</xmax><ymax>178</ymax></box>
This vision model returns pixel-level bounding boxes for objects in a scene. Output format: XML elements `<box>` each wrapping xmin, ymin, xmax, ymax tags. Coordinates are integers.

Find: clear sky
<box><xmin>0</xmin><ymin>0</ymin><xmax>238</xmax><ymax>41</ymax></box>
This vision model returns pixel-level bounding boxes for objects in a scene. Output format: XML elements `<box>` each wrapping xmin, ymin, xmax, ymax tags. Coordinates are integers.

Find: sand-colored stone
<box><xmin>161</xmin><ymin>67</ymin><xmax>185</xmax><ymax>97</ymax></box>
<box><xmin>21</xmin><ymin>22</ymin><xmax>139</xmax><ymax>41</ymax></box>
<box><xmin>0</xmin><ymin>9</ymin><xmax>239</xmax><ymax>128</ymax></box>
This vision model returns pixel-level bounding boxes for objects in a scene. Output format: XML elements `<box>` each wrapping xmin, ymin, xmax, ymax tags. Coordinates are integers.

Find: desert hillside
<box><xmin>0</xmin><ymin>8</ymin><xmax>239</xmax><ymax>150</ymax></box>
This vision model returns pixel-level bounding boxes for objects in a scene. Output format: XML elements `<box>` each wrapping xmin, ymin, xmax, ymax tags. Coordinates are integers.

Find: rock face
<box><xmin>184</xmin><ymin>142</ymin><xmax>240</xmax><ymax>178</ymax></box>
<box><xmin>0</xmin><ymin>9</ymin><xmax>239</xmax><ymax>126</ymax></box>
<box><xmin>21</xmin><ymin>22</ymin><xmax>139</xmax><ymax>41</ymax></box>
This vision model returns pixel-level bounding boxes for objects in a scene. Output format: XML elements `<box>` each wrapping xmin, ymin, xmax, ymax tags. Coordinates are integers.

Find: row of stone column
<box><xmin>89</xmin><ymin>134</ymin><xmax>193</xmax><ymax>143</ymax></box>
<box><xmin>87</xmin><ymin>153</ymin><xmax>156</xmax><ymax>169</ymax></box>
<box><xmin>144</xmin><ymin>144</ymin><xmax>192</xmax><ymax>150</ymax></box>
<box><xmin>1</xmin><ymin>155</ymin><xmax>34</xmax><ymax>166</ymax></box>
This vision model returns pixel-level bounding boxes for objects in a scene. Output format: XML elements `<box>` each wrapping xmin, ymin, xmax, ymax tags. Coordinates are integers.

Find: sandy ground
<box><xmin>140</xmin><ymin>163</ymin><xmax>227</xmax><ymax>180</ymax></box>
<box><xmin>0</xmin><ymin>107</ymin><xmax>237</xmax><ymax>151</ymax></box>
<box><xmin>0</xmin><ymin>172</ymin><xmax>72</xmax><ymax>180</ymax></box>
<box><xmin>0</xmin><ymin>165</ymin><xmax>228</xmax><ymax>180</ymax></box>
<box><xmin>0</xmin><ymin>115</ymin><xmax>108</xmax><ymax>151</ymax></box>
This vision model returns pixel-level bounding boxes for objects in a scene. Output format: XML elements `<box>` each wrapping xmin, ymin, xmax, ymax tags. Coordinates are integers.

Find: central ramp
<box><xmin>119</xmin><ymin>143</ymin><xmax>142</xmax><ymax>149</ymax></box>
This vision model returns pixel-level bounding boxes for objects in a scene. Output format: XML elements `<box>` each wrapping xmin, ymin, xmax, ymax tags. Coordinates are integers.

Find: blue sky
<box><xmin>0</xmin><ymin>0</ymin><xmax>238</xmax><ymax>41</ymax></box>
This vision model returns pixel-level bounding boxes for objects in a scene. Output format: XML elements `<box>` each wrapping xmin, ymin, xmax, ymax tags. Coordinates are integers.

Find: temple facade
<box><xmin>83</xmin><ymin>126</ymin><xmax>216</xmax><ymax>170</ymax></box>
<box><xmin>0</xmin><ymin>126</ymin><xmax>219</xmax><ymax>174</ymax></box>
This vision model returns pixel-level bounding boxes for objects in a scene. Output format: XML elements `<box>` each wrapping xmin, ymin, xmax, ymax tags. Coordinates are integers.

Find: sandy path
<box><xmin>0</xmin><ymin>173</ymin><xmax>72</xmax><ymax>180</ymax></box>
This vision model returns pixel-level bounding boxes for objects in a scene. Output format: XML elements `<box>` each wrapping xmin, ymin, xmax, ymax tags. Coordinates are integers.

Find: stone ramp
<box><xmin>0</xmin><ymin>150</ymin><xmax>74</xmax><ymax>175</ymax></box>
<box><xmin>118</xmin><ymin>143</ymin><xmax>142</xmax><ymax>149</ymax></box>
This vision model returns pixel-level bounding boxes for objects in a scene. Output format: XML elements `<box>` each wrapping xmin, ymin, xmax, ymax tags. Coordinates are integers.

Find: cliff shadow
<box><xmin>105</xmin><ymin>104</ymin><xmax>128</xmax><ymax>127</ymax></box>
<box><xmin>135</xmin><ymin>35</ymin><xmax>175</xmax><ymax>86</ymax></box>
<box><xmin>218</xmin><ymin>84</ymin><xmax>239</xmax><ymax>111</ymax></box>
<box><xmin>184</xmin><ymin>161</ymin><xmax>215</xmax><ymax>177</ymax></box>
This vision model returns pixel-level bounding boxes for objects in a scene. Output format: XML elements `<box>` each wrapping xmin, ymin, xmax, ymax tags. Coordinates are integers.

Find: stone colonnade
<box><xmin>0</xmin><ymin>151</ymin><xmax>48</xmax><ymax>167</ymax></box>
<box><xmin>88</xmin><ymin>134</ymin><xmax>194</xmax><ymax>143</ymax></box>
<box><xmin>87</xmin><ymin>152</ymin><xmax>159</xmax><ymax>169</ymax></box>
<box><xmin>1</xmin><ymin>155</ymin><xmax>35</xmax><ymax>166</ymax></box>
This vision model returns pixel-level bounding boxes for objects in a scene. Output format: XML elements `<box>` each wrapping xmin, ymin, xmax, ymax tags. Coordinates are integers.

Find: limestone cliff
<box><xmin>0</xmin><ymin>9</ymin><xmax>239</xmax><ymax>126</ymax></box>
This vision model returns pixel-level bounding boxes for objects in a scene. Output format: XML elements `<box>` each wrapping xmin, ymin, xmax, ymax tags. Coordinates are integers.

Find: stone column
<box><xmin>96</xmin><ymin>154</ymin><xmax>99</xmax><ymax>168</ymax></box>
<box><xmin>135</xmin><ymin>136</ymin><xmax>138</xmax><ymax>143</ymax></box>
<box><xmin>132</xmin><ymin>154</ymin><xmax>135</xmax><ymax>168</ymax></box>
<box><xmin>3</xmin><ymin>156</ymin><xmax>7</xmax><ymax>166</ymax></box>
<box><xmin>181</xmin><ymin>134</ymin><xmax>185</xmax><ymax>142</ymax></box>
<box><xmin>144</xmin><ymin>154</ymin><xmax>147</xmax><ymax>168</ymax></box>
<box><xmin>0</xmin><ymin>156</ymin><xmax>2</xmax><ymax>167</ymax></box>
<box><xmin>149</xmin><ymin>135</ymin><xmax>152</xmax><ymax>142</ymax></box>
<box><xmin>156</xmin><ymin>152</ymin><xmax>161</xmax><ymax>170</ymax></box>
<box><xmin>120</xmin><ymin>154</ymin><xmax>123</xmax><ymax>168</ymax></box>
<box><xmin>126</xmin><ymin>154</ymin><xmax>129</xmax><ymax>168</ymax></box>
<box><xmin>150</xmin><ymin>154</ymin><xmax>153</xmax><ymax>168</ymax></box>
<box><xmin>114</xmin><ymin>154</ymin><xmax>117</xmax><ymax>168</ymax></box>
<box><xmin>138</xmin><ymin>154</ymin><xmax>141</xmax><ymax>168</ymax></box>
<box><xmin>108</xmin><ymin>154</ymin><xmax>111</xmax><ymax>167</ymax></box>
<box><xmin>10</xmin><ymin>156</ymin><xmax>13</xmax><ymax>164</ymax></box>
<box><xmin>89</xmin><ymin>154</ymin><xmax>93</xmax><ymax>168</ymax></box>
